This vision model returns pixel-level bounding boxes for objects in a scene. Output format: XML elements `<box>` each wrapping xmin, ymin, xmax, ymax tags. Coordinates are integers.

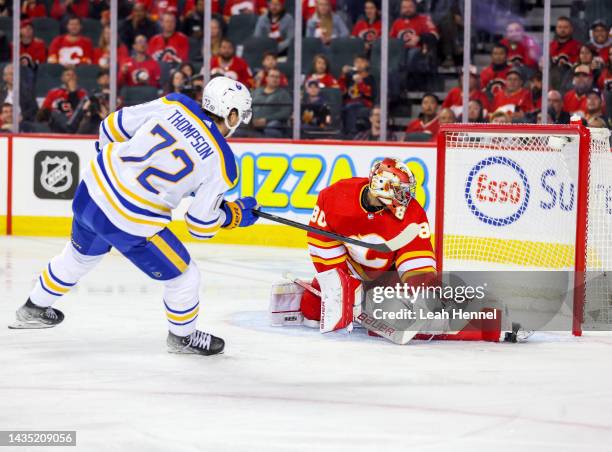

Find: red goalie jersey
<box><xmin>307</xmin><ymin>177</ymin><xmax>436</xmax><ymax>282</ymax></box>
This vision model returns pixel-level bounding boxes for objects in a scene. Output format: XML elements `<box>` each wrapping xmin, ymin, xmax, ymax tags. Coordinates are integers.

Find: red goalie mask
<box><xmin>368</xmin><ymin>158</ymin><xmax>416</xmax><ymax>219</ymax></box>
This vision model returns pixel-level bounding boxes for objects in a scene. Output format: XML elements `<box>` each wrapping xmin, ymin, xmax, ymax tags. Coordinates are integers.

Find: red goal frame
<box><xmin>434</xmin><ymin>123</ymin><xmax>593</xmax><ymax>336</ymax></box>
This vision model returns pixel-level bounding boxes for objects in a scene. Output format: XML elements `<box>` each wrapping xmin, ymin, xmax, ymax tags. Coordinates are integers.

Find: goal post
<box><xmin>435</xmin><ymin>122</ymin><xmax>611</xmax><ymax>336</ymax></box>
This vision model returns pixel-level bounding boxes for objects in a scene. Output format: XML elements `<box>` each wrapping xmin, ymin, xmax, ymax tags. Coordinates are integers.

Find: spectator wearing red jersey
<box><xmin>443</xmin><ymin>65</ymin><xmax>490</xmax><ymax>117</ymax></box>
<box><xmin>588</xmin><ymin>20</ymin><xmax>612</xmax><ymax>65</ymax></box>
<box><xmin>550</xmin><ymin>17</ymin><xmax>582</xmax><ymax>67</ymax></box>
<box><xmin>254</xmin><ymin>0</ymin><xmax>294</xmax><ymax>55</ymax></box>
<box><xmin>306</xmin><ymin>0</ymin><xmax>349</xmax><ymax>45</ymax></box>
<box><xmin>19</xmin><ymin>20</ymin><xmax>47</xmax><ymax>65</ymax></box>
<box><xmin>598</xmin><ymin>47</ymin><xmax>612</xmax><ymax>91</ymax></box>
<box><xmin>405</xmin><ymin>93</ymin><xmax>439</xmax><ymax>140</ymax></box>
<box><xmin>351</xmin><ymin>0</ymin><xmax>381</xmax><ymax>51</ymax></box>
<box><xmin>94</xmin><ymin>25</ymin><xmax>130</xmax><ymax>69</ymax></box>
<box><xmin>148</xmin><ymin>13</ymin><xmax>190</xmax><ymax>64</ymax></box>
<box><xmin>491</xmin><ymin>68</ymin><xmax>534</xmax><ymax>120</ymax></box>
<box><xmin>120</xmin><ymin>3</ymin><xmax>160</xmax><ymax>48</ymax></box>
<box><xmin>305</xmin><ymin>54</ymin><xmax>339</xmax><ymax>88</ymax></box>
<box><xmin>254</xmin><ymin>52</ymin><xmax>288</xmax><ymax>88</ymax></box>
<box><xmin>37</xmin><ymin>68</ymin><xmax>88</xmax><ymax>133</ymax></box>
<box><xmin>390</xmin><ymin>0</ymin><xmax>438</xmax><ymax>50</ymax></box>
<box><xmin>223</xmin><ymin>0</ymin><xmax>267</xmax><ymax>21</ymax></box>
<box><xmin>390</xmin><ymin>0</ymin><xmax>438</xmax><ymax>79</ymax></box>
<box><xmin>48</xmin><ymin>17</ymin><xmax>94</xmax><ymax>66</ymax></box>
<box><xmin>21</xmin><ymin>0</ymin><xmax>47</xmax><ymax>18</ymax></box>
<box><xmin>50</xmin><ymin>0</ymin><xmax>89</xmax><ymax>20</ymax></box>
<box><xmin>210</xmin><ymin>39</ymin><xmax>254</xmax><ymax>88</ymax></box>
<box><xmin>339</xmin><ymin>55</ymin><xmax>374</xmax><ymax>136</ymax></box>
<box><xmin>563</xmin><ymin>64</ymin><xmax>594</xmax><ymax>116</ymax></box>
<box><xmin>182</xmin><ymin>0</ymin><xmax>221</xmax><ymax>39</ymax></box>
<box><xmin>119</xmin><ymin>35</ymin><xmax>161</xmax><ymax>88</ymax></box>
<box><xmin>480</xmin><ymin>44</ymin><xmax>512</xmax><ymax>95</ymax></box>
<box><xmin>500</xmin><ymin>21</ymin><xmax>540</xmax><ymax>69</ymax></box>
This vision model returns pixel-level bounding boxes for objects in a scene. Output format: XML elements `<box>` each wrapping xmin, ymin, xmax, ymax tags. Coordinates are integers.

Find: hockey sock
<box><xmin>164</xmin><ymin>262</ymin><xmax>201</xmax><ymax>336</ymax></box>
<box><xmin>30</xmin><ymin>242</ymin><xmax>104</xmax><ymax>307</ymax></box>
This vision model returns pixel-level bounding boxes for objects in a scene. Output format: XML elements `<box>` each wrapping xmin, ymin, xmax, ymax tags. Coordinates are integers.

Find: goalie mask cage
<box><xmin>435</xmin><ymin>123</ymin><xmax>611</xmax><ymax>336</ymax></box>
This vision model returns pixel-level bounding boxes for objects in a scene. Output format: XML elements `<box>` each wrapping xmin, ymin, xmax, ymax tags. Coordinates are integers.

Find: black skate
<box><xmin>9</xmin><ymin>299</ymin><xmax>65</xmax><ymax>329</ymax></box>
<box><xmin>167</xmin><ymin>330</ymin><xmax>225</xmax><ymax>356</ymax></box>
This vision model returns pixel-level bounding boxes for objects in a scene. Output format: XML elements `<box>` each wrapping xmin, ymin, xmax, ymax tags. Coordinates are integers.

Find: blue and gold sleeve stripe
<box><xmin>102</xmin><ymin>110</ymin><xmax>131</xmax><ymax>143</ymax></box>
<box><xmin>185</xmin><ymin>213</ymin><xmax>221</xmax><ymax>240</ymax></box>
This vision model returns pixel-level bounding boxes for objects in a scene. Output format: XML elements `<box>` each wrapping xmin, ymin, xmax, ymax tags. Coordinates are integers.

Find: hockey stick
<box><xmin>283</xmin><ymin>272</ymin><xmax>418</xmax><ymax>345</ymax></box>
<box><xmin>253</xmin><ymin>210</ymin><xmax>419</xmax><ymax>253</ymax></box>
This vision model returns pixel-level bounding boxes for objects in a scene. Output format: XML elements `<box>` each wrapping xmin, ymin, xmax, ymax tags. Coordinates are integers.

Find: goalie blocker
<box><xmin>269</xmin><ymin>268</ymin><xmax>509</xmax><ymax>343</ymax></box>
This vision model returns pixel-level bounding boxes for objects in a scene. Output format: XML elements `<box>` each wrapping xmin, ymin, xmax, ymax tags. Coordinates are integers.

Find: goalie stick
<box><xmin>283</xmin><ymin>272</ymin><xmax>420</xmax><ymax>345</ymax></box>
<box><xmin>253</xmin><ymin>210</ymin><xmax>419</xmax><ymax>253</ymax></box>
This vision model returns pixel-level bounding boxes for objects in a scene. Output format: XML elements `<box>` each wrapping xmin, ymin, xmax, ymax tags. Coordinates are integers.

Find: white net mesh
<box><xmin>441</xmin><ymin>126</ymin><xmax>611</xmax><ymax>331</ymax></box>
<box><xmin>584</xmin><ymin>128</ymin><xmax>612</xmax><ymax>328</ymax></box>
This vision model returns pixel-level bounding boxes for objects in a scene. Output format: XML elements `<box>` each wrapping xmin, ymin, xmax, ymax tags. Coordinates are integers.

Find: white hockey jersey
<box><xmin>83</xmin><ymin>93</ymin><xmax>238</xmax><ymax>239</ymax></box>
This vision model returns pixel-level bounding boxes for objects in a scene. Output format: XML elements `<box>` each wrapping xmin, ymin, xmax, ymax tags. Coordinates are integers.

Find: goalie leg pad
<box><xmin>270</xmin><ymin>280</ymin><xmax>305</xmax><ymax>326</ymax></box>
<box><xmin>316</xmin><ymin>268</ymin><xmax>363</xmax><ymax>333</ymax></box>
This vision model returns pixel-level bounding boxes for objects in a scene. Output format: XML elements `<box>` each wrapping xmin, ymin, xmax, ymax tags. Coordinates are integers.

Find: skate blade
<box><xmin>8</xmin><ymin>320</ymin><xmax>57</xmax><ymax>329</ymax></box>
<box><xmin>167</xmin><ymin>348</ymin><xmax>225</xmax><ymax>356</ymax></box>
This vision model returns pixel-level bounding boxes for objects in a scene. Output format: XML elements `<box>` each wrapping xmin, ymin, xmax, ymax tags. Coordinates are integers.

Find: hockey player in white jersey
<box><xmin>10</xmin><ymin>76</ymin><xmax>257</xmax><ymax>356</ymax></box>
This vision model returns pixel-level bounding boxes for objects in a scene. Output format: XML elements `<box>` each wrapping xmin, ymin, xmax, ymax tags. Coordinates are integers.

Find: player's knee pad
<box><xmin>164</xmin><ymin>261</ymin><xmax>200</xmax><ymax>308</ymax></box>
<box><xmin>49</xmin><ymin>242</ymin><xmax>104</xmax><ymax>284</ymax></box>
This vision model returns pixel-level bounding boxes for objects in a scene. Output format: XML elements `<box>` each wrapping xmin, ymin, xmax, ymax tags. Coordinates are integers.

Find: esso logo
<box><xmin>464</xmin><ymin>156</ymin><xmax>530</xmax><ymax>226</ymax></box>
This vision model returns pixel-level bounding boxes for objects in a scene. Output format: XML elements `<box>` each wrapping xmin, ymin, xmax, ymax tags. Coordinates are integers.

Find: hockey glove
<box><xmin>221</xmin><ymin>197</ymin><xmax>260</xmax><ymax>229</ymax></box>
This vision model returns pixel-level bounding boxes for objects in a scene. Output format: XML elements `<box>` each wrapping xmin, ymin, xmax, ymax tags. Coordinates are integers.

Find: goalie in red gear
<box><xmin>299</xmin><ymin>157</ymin><xmax>503</xmax><ymax>342</ymax></box>
<box><xmin>302</xmin><ymin>158</ymin><xmax>436</xmax><ymax>320</ymax></box>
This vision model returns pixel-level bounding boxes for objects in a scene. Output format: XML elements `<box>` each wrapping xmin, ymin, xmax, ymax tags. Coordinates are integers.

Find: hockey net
<box><xmin>435</xmin><ymin>124</ymin><xmax>611</xmax><ymax>335</ymax></box>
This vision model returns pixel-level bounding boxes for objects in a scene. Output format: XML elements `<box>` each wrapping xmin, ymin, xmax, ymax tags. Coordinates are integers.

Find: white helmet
<box><xmin>202</xmin><ymin>76</ymin><xmax>252</xmax><ymax>137</ymax></box>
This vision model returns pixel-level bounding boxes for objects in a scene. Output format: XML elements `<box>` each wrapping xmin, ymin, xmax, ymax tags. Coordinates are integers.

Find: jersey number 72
<box><xmin>121</xmin><ymin>124</ymin><xmax>194</xmax><ymax>194</ymax></box>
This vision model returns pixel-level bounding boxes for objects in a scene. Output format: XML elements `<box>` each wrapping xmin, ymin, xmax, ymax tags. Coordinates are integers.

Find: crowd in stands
<box><xmin>0</xmin><ymin>0</ymin><xmax>610</xmax><ymax>139</ymax></box>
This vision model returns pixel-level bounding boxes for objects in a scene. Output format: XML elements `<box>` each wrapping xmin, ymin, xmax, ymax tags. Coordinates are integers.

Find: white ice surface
<box><xmin>1</xmin><ymin>236</ymin><xmax>612</xmax><ymax>452</ymax></box>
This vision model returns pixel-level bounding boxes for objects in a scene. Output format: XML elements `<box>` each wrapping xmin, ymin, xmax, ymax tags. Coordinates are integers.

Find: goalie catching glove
<box><xmin>221</xmin><ymin>197</ymin><xmax>260</xmax><ymax>229</ymax></box>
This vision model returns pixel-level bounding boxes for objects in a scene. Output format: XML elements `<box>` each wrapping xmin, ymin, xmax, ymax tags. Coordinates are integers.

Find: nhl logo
<box><xmin>40</xmin><ymin>156</ymin><xmax>73</xmax><ymax>194</ymax></box>
<box><xmin>34</xmin><ymin>150</ymin><xmax>79</xmax><ymax>200</ymax></box>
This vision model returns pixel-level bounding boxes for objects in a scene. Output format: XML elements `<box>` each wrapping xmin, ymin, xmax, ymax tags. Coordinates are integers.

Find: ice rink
<box><xmin>1</xmin><ymin>236</ymin><xmax>612</xmax><ymax>452</ymax></box>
